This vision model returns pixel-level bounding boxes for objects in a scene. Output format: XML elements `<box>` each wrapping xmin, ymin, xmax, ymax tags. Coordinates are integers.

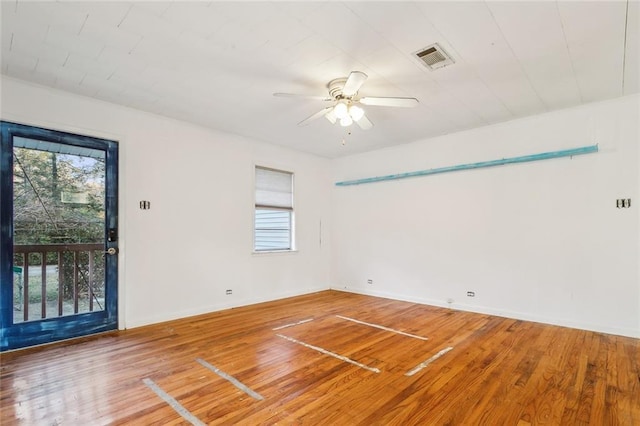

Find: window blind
<box><xmin>255</xmin><ymin>167</ymin><xmax>293</xmax><ymax>210</ymax></box>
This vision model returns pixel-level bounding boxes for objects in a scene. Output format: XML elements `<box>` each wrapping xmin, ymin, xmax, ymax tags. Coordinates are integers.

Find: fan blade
<box><xmin>342</xmin><ymin>71</ymin><xmax>368</xmax><ymax>97</ymax></box>
<box><xmin>298</xmin><ymin>107</ymin><xmax>334</xmax><ymax>126</ymax></box>
<box><xmin>359</xmin><ymin>96</ymin><xmax>419</xmax><ymax>107</ymax></box>
<box><xmin>274</xmin><ymin>93</ymin><xmax>332</xmax><ymax>101</ymax></box>
<box><xmin>356</xmin><ymin>115</ymin><xmax>373</xmax><ymax>130</ymax></box>
<box><xmin>325</xmin><ymin>109</ymin><xmax>337</xmax><ymax>124</ymax></box>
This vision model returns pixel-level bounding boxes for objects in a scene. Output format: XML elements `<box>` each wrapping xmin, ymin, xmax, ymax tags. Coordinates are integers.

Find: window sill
<box><xmin>252</xmin><ymin>249</ymin><xmax>298</xmax><ymax>256</ymax></box>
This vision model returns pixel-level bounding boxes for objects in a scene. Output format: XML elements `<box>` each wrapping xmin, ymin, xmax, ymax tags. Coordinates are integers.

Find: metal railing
<box><xmin>13</xmin><ymin>243</ymin><xmax>104</xmax><ymax>322</ymax></box>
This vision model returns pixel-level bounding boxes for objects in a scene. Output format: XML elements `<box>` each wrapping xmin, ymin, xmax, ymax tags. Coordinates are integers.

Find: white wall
<box><xmin>1</xmin><ymin>76</ymin><xmax>332</xmax><ymax>328</ymax></box>
<box><xmin>331</xmin><ymin>95</ymin><xmax>640</xmax><ymax>338</ymax></box>
<box><xmin>3</xmin><ymin>76</ymin><xmax>638</xmax><ymax>339</ymax></box>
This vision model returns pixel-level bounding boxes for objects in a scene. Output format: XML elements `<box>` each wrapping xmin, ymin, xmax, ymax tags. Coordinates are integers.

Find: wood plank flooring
<box><xmin>1</xmin><ymin>290</ymin><xmax>639</xmax><ymax>425</ymax></box>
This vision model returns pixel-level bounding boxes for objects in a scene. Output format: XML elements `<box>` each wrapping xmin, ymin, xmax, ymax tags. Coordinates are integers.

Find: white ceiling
<box><xmin>1</xmin><ymin>1</ymin><xmax>638</xmax><ymax>158</ymax></box>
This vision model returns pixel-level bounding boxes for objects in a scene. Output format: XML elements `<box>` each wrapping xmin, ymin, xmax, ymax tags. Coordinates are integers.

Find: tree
<box><xmin>13</xmin><ymin>148</ymin><xmax>105</xmax><ymax>245</ymax></box>
<box><xmin>13</xmin><ymin>147</ymin><xmax>106</xmax><ymax>306</ymax></box>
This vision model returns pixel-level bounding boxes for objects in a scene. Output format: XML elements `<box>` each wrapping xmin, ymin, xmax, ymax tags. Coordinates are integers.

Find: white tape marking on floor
<box><xmin>142</xmin><ymin>378</ymin><xmax>206</xmax><ymax>426</ymax></box>
<box><xmin>405</xmin><ymin>346</ymin><xmax>454</xmax><ymax>376</ymax></box>
<box><xmin>272</xmin><ymin>318</ymin><xmax>314</xmax><ymax>331</ymax></box>
<box><xmin>335</xmin><ymin>315</ymin><xmax>429</xmax><ymax>341</ymax></box>
<box><xmin>276</xmin><ymin>333</ymin><xmax>380</xmax><ymax>373</ymax></box>
<box><xmin>196</xmin><ymin>358</ymin><xmax>264</xmax><ymax>400</ymax></box>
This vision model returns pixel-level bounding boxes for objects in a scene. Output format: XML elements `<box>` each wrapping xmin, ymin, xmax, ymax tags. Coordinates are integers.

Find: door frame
<box><xmin>0</xmin><ymin>121</ymin><xmax>119</xmax><ymax>351</ymax></box>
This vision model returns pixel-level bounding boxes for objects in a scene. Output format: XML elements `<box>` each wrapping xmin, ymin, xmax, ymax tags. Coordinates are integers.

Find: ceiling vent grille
<box><xmin>414</xmin><ymin>43</ymin><xmax>454</xmax><ymax>70</ymax></box>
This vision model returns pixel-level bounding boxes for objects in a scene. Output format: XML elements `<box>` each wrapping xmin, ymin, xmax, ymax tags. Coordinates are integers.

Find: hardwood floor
<box><xmin>1</xmin><ymin>290</ymin><xmax>639</xmax><ymax>425</ymax></box>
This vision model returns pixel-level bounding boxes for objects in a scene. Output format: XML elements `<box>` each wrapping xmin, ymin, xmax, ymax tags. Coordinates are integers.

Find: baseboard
<box><xmin>125</xmin><ymin>285</ymin><xmax>327</xmax><ymax>329</ymax></box>
<box><xmin>332</xmin><ymin>286</ymin><xmax>639</xmax><ymax>339</ymax></box>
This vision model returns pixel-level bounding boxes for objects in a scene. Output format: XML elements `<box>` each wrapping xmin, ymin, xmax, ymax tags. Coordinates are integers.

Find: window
<box><xmin>254</xmin><ymin>166</ymin><xmax>294</xmax><ymax>251</ymax></box>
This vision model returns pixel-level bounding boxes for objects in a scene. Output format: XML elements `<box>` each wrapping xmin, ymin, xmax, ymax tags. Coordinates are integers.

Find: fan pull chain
<box><xmin>341</xmin><ymin>130</ymin><xmax>352</xmax><ymax>146</ymax></box>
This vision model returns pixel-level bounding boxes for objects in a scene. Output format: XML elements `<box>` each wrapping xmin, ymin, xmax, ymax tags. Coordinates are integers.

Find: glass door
<box><xmin>1</xmin><ymin>122</ymin><xmax>118</xmax><ymax>351</ymax></box>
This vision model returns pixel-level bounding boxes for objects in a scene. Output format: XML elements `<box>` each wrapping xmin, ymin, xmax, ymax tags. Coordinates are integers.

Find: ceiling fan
<box><xmin>274</xmin><ymin>71</ymin><xmax>419</xmax><ymax>130</ymax></box>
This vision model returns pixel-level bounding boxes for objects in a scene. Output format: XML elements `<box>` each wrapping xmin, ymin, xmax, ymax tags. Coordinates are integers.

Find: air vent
<box><xmin>414</xmin><ymin>43</ymin><xmax>454</xmax><ymax>70</ymax></box>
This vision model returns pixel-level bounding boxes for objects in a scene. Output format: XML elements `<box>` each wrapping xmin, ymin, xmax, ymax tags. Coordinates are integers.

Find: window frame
<box><xmin>253</xmin><ymin>165</ymin><xmax>296</xmax><ymax>253</ymax></box>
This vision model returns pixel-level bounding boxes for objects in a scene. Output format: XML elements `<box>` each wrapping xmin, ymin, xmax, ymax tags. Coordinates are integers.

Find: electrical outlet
<box><xmin>616</xmin><ymin>198</ymin><xmax>631</xmax><ymax>208</ymax></box>
<box><xmin>467</xmin><ymin>291</ymin><xmax>475</xmax><ymax>297</ymax></box>
<box><xmin>367</xmin><ymin>279</ymin><xmax>373</xmax><ymax>284</ymax></box>
<box><xmin>226</xmin><ymin>289</ymin><xmax>232</xmax><ymax>295</ymax></box>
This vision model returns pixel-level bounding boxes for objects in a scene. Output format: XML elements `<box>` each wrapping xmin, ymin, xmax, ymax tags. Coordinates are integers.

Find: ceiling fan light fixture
<box><xmin>349</xmin><ymin>105</ymin><xmax>364</xmax><ymax>121</ymax></box>
<box><xmin>340</xmin><ymin>115</ymin><xmax>353</xmax><ymax>127</ymax></box>
<box><xmin>274</xmin><ymin>69</ymin><xmax>415</xmax><ymax>131</ymax></box>
<box><xmin>333</xmin><ymin>102</ymin><xmax>349</xmax><ymax>119</ymax></box>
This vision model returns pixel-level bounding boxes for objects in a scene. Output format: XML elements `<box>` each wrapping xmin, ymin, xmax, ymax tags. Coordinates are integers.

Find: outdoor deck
<box><xmin>12</xmin><ymin>243</ymin><xmax>105</xmax><ymax>323</ymax></box>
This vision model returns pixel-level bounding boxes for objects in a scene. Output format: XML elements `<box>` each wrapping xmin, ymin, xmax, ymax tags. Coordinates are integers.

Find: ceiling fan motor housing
<box><xmin>328</xmin><ymin>78</ymin><xmax>350</xmax><ymax>100</ymax></box>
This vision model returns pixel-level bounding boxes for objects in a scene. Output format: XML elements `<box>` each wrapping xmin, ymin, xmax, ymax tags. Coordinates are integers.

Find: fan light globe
<box><xmin>349</xmin><ymin>105</ymin><xmax>364</xmax><ymax>121</ymax></box>
<box><xmin>333</xmin><ymin>102</ymin><xmax>349</xmax><ymax>119</ymax></box>
<box><xmin>340</xmin><ymin>115</ymin><xmax>353</xmax><ymax>127</ymax></box>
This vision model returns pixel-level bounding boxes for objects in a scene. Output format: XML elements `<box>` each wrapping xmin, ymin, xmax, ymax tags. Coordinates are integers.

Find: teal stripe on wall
<box><xmin>335</xmin><ymin>145</ymin><xmax>598</xmax><ymax>187</ymax></box>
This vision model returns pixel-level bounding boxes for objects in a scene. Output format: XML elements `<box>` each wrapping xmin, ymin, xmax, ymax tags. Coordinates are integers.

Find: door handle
<box><xmin>105</xmin><ymin>247</ymin><xmax>118</xmax><ymax>255</ymax></box>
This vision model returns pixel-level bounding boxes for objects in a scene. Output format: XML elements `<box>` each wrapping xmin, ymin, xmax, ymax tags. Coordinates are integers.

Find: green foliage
<box><xmin>13</xmin><ymin>147</ymin><xmax>106</xmax><ymax>302</ymax></box>
<box><xmin>13</xmin><ymin>148</ymin><xmax>105</xmax><ymax>245</ymax></box>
